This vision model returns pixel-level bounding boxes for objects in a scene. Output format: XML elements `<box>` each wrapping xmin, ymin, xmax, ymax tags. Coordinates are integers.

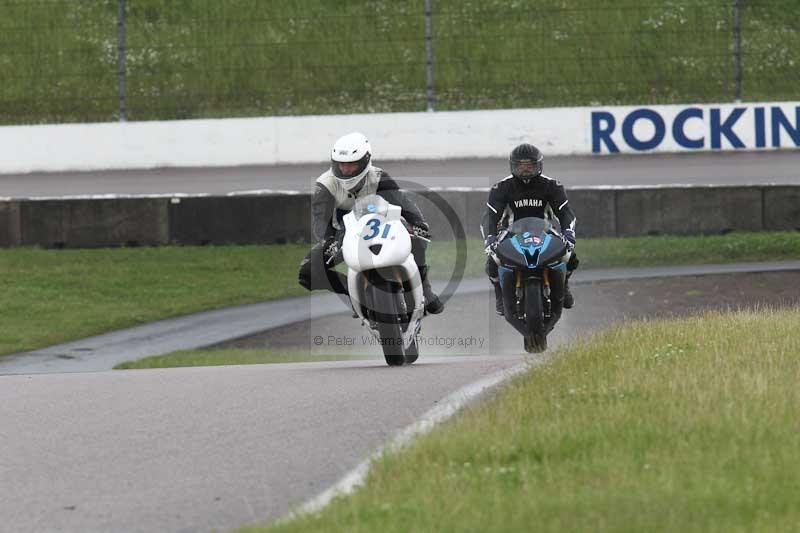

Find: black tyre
<box><xmin>524</xmin><ymin>279</ymin><xmax>545</xmax><ymax>333</ymax></box>
<box><xmin>368</xmin><ymin>276</ymin><xmax>418</xmax><ymax>366</ymax></box>
<box><xmin>404</xmin><ymin>339</ymin><xmax>419</xmax><ymax>364</ymax></box>
<box><xmin>523</xmin><ymin>332</ymin><xmax>548</xmax><ymax>353</ymax></box>
<box><xmin>523</xmin><ymin>279</ymin><xmax>548</xmax><ymax>353</ymax></box>
<box><xmin>375</xmin><ymin>320</ymin><xmax>406</xmax><ymax>366</ymax></box>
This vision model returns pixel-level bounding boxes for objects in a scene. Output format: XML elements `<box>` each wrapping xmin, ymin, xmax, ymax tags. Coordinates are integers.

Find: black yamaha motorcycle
<box><xmin>488</xmin><ymin>217</ymin><xmax>571</xmax><ymax>353</ymax></box>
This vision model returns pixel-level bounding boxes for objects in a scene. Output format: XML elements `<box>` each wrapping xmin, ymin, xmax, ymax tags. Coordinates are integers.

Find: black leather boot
<box><xmin>419</xmin><ymin>266</ymin><xmax>444</xmax><ymax>314</ymax></box>
<box><xmin>492</xmin><ymin>280</ymin><xmax>504</xmax><ymax>316</ymax></box>
<box><xmin>563</xmin><ymin>272</ymin><xmax>574</xmax><ymax>309</ymax></box>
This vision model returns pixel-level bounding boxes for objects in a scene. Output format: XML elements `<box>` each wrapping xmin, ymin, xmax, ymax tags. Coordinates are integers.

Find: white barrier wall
<box><xmin>1</xmin><ymin>102</ymin><xmax>798</xmax><ymax>174</ymax></box>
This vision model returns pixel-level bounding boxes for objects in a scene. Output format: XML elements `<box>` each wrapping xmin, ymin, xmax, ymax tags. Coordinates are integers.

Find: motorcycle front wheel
<box><xmin>523</xmin><ymin>279</ymin><xmax>548</xmax><ymax>353</ymax></box>
<box><xmin>367</xmin><ymin>275</ymin><xmax>419</xmax><ymax>366</ymax></box>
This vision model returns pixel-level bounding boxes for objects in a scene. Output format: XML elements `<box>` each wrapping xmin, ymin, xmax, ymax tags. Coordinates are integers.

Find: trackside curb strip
<box><xmin>289</xmin><ymin>358</ymin><xmax>539</xmax><ymax>521</ymax></box>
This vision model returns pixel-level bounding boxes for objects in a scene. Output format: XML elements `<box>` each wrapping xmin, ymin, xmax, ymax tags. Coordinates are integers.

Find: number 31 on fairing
<box><xmin>363</xmin><ymin>219</ymin><xmax>392</xmax><ymax>240</ymax></box>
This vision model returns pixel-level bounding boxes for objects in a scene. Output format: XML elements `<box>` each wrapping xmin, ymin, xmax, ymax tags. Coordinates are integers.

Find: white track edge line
<box><xmin>286</xmin><ymin>358</ymin><xmax>537</xmax><ymax>522</ymax></box>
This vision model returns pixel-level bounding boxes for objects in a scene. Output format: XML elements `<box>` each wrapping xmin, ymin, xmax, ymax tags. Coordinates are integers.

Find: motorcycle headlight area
<box><xmin>352</xmin><ymin>194</ymin><xmax>390</xmax><ymax>219</ymax></box>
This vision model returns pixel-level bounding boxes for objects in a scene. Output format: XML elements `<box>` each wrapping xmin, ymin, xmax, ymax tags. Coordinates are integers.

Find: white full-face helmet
<box><xmin>331</xmin><ymin>132</ymin><xmax>372</xmax><ymax>191</ymax></box>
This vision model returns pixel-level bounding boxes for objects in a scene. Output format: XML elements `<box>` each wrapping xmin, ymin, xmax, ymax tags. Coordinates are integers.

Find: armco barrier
<box><xmin>0</xmin><ymin>201</ymin><xmax>21</xmax><ymax>247</ymax></box>
<box><xmin>763</xmin><ymin>186</ymin><xmax>800</xmax><ymax>232</ymax></box>
<box><xmin>413</xmin><ymin>190</ymin><xmax>469</xmax><ymax>241</ymax></box>
<box><xmin>18</xmin><ymin>198</ymin><xmax>169</xmax><ymax>248</ymax></box>
<box><xmin>615</xmin><ymin>186</ymin><xmax>763</xmax><ymax>236</ymax></box>
<box><xmin>567</xmin><ymin>189</ymin><xmax>617</xmax><ymax>238</ymax></box>
<box><xmin>465</xmin><ymin>190</ymin><xmax>490</xmax><ymax>240</ymax></box>
<box><xmin>168</xmin><ymin>194</ymin><xmax>312</xmax><ymax>245</ymax></box>
<box><xmin>0</xmin><ymin>186</ymin><xmax>797</xmax><ymax>248</ymax></box>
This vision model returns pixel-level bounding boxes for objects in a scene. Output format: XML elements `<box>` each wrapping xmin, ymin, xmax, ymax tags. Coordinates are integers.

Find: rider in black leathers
<box><xmin>481</xmin><ymin>143</ymin><xmax>579</xmax><ymax>315</ymax></box>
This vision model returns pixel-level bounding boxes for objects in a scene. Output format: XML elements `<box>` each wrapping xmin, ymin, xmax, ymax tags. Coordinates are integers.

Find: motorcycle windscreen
<box><xmin>509</xmin><ymin>216</ymin><xmax>567</xmax><ymax>266</ymax></box>
<box><xmin>509</xmin><ymin>217</ymin><xmax>551</xmax><ymax>238</ymax></box>
<box><xmin>352</xmin><ymin>194</ymin><xmax>390</xmax><ymax>219</ymax></box>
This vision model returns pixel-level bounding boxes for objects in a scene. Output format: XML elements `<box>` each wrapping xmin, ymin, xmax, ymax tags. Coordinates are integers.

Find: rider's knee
<box><xmin>411</xmin><ymin>237</ymin><xmax>428</xmax><ymax>265</ymax></box>
<box><xmin>567</xmin><ymin>251</ymin><xmax>580</xmax><ymax>272</ymax></box>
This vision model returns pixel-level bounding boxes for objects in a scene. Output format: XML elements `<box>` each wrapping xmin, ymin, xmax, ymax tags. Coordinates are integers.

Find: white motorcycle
<box><xmin>341</xmin><ymin>194</ymin><xmax>425</xmax><ymax>366</ymax></box>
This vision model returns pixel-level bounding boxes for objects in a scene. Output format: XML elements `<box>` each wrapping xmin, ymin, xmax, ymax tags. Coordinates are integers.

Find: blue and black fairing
<box><xmin>493</xmin><ymin>216</ymin><xmax>569</xmax><ymax>337</ymax></box>
<box><xmin>495</xmin><ymin>217</ymin><xmax>568</xmax><ymax>271</ymax></box>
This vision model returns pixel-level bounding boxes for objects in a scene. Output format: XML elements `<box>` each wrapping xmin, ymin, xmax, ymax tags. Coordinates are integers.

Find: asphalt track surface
<box><xmin>0</xmin><ymin>355</ymin><xmax>527</xmax><ymax>533</ymax></box>
<box><xmin>1</xmin><ymin>151</ymin><xmax>799</xmax><ymax>198</ymax></box>
<box><xmin>2</xmin><ymin>266</ymin><xmax>799</xmax><ymax>533</ymax></box>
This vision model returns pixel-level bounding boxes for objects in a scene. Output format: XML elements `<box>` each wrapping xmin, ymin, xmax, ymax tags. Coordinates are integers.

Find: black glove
<box><xmin>484</xmin><ymin>234</ymin><xmax>499</xmax><ymax>254</ymax></box>
<box><xmin>323</xmin><ymin>236</ymin><xmax>341</xmax><ymax>265</ymax></box>
<box><xmin>412</xmin><ymin>224</ymin><xmax>431</xmax><ymax>241</ymax></box>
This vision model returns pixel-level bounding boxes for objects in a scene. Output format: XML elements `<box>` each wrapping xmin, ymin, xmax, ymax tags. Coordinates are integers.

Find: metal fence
<box><xmin>0</xmin><ymin>0</ymin><xmax>797</xmax><ymax>125</ymax></box>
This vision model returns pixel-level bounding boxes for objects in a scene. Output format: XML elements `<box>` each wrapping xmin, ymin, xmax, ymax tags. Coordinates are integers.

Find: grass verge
<box><xmin>1</xmin><ymin>231</ymin><xmax>798</xmax><ymax>357</ymax></box>
<box><xmin>114</xmin><ymin>349</ymin><xmax>371</xmax><ymax>370</ymax></box>
<box><xmin>241</xmin><ymin>306</ymin><xmax>800</xmax><ymax>533</ymax></box>
<box><xmin>0</xmin><ymin>244</ymin><xmax>307</xmax><ymax>356</ymax></box>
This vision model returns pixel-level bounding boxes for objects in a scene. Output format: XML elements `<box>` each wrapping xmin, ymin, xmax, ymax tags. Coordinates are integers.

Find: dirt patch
<box><xmin>580</xmin><ymin>270</ymin><xmax>800</xmax><ymax>321</ymax></box>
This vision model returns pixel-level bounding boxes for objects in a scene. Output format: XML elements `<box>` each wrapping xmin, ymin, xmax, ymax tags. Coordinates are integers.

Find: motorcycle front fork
<box><xmin>514</xmin><ymin>269</ymin><xmax>553</xmax><ymax>319</ymax></box>
<box><xmin>542</xmin><ymin>269</ymin><xmax>552</xmax><ymax>318</ymax></box>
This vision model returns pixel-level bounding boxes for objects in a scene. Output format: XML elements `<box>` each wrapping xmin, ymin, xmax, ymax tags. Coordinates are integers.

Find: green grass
<box><xmin>1</xmin><ymin>1</ymin><xmax>798</xmax><ymax>124</ymax></box>
<box><xmin>0</xmin><ymin>244</ymin><xmax>307</xmax><ymax>356</ymax></box>
<box><xmin>114</xmin><ymin>349</ymin><xmax>370</xmax><ymax>369</ymax></box>
<box><xmin>1</xmin><ymin>231</ymin><xmax>798</xmax><ymax>358</ymax></box>
<box><xmin>244</xmin><ymin>306</ymin><xmax>800</xmax><ymax>533</ymax></box>
<box><xmin>572</xmin><ymin>231</ymin><xmax>800</xmax><ymax>269</ymax></box>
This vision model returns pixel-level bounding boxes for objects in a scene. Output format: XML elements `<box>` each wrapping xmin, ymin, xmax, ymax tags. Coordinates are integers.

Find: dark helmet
<box><xmin>509</xmin><ymin>143</ymin><xmax>543</xmax><ymax>184</ymax></box>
